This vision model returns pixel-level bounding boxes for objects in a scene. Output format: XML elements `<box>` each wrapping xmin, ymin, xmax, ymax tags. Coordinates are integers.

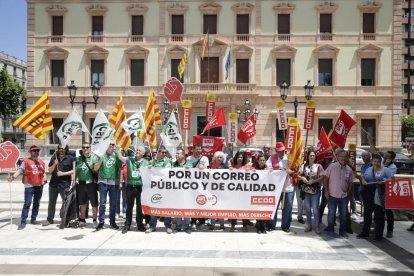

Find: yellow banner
<box><xmin>276</xmin><ymin>100</ymin><xmax>285</xmax><ymax>109</ymax></box>
<box><xmin>182</xmin><ymin>99</ymin><xmax>192</xmax><ymax>108</ymax></box>
<box><xmin>228</xmin><ymin>113</ymin><xmax>238</xmax><ymax>121</ymax></box>
<box><xmin>207</xmin><ymin>94</ymin><xmax>216</xmax><ymax>102</ymax></box>
<box><xmin>306</xmin><ymin>100</ymin><xmax>317</xmax><ymax>108</ymax></box>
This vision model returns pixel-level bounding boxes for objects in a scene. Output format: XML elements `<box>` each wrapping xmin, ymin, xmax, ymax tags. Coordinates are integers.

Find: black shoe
<box><xmin>242</xmin><ymin>226</ymin><xmax>248</xmax><ymax>232</ymax></box>
<box><xmin>356</xmin><ymin>233</ymin><xmax>369</xmax><ymax>239</ymax></box>
<box><xmin>122</xmin><ymin>225</ymin><xmax>130</xmax><ymax>234</ymax></box>
<box><xmin>30</xmin><ymin>220</ymin><xmax>40</xmax><ymax>225</ymax></box>
<box><xmin>110</xmin><ymin>223</ymin><xmax>119</xmax><ymax>230</ymax></box>
<box><xmin>18</xmin><ymin>224</ymin><xmax>26</xmax><ymax>230</ymax></box>
<box><xmin>42</xmin><ymin>220</ymin><xmax>53</xmax><ymax>226</ymax></box>
<box><xmin>96</xmin><ymin>223</ymin><xmax>104</xmax><ymax>231</ymax></box>
<box><xmin>137</xmin><ymin>225</ymin><xmax>146</xmax><ymax>232</ymax></box>
<box><xmin>298</xmin><ymin>218</ymin><xmax>305</xmax><ymax>224</ymax></box>
<box><xmin>262</xmin><ymin>230</ymin><xmax>267</xmax><ymax>234</ymax></box>
<box><xmin>209</xmin><ymin>225</ymin><xmax>215</xmax><ymax>231</ymax></box>
<box><xmin>219</xmin><ymin>224</ymin><xmax>225</xmax><ymax>230</ymax></box>
<box><xmin>346</xmin><ymin>228</ymin><xmax>353</xmax><ymax>234</ymax></box>
<box><xmin>257</xmin><ymin>229</ymin><xmax>261</xmax><ymax>234</ymax></box>
<box><xmin>282</xmin><ymin>228</ymin><xmax>290</xmax><ymax>233</ymax></box>
<box><xmin>230</xmin><ymin>226</ymin><xmax>235</xmax><ymax>232</ymax></box>
<box><xmin>247</xmin><ymin>220</ymin><xmax>254</xmax><ymax>226</ymax></box>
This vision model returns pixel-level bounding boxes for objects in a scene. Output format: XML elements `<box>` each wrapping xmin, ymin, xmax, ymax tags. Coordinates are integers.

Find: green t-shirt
<box><xmin>127</xmin><ymin>158</ymin><xmax>150</xmax><ymax>186</ymax></box>
<box><xmin>96</xmin><ymin>153</ymin><xmax>121</xmax><ymax>180</ymax></box>
<box><xmin>76</xmin><ymin>155</ymin><xmax>96</xmax><ymax>182</ymax></box>
<box><xmin>153</xmin><ymin>158</ymin><xmax>172</xmax><ymax>168</ymax></box>
<box><xmin>173</xmin><ymin>160</ymin><xmax>193</xmax><ymax>168</ymax></box>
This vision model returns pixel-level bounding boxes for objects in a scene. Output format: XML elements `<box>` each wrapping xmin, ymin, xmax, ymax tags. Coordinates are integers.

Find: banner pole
<box><xmin>304</xmin><ymin>130</ymin><xmax>309</xmax><ymax>150</ymax></box>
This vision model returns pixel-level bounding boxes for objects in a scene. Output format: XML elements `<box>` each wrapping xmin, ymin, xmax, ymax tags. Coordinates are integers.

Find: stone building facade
<box><xmin>27</xmin><ymin>0</ymin><xmax>402</xmax><ymax>150</ymax></box>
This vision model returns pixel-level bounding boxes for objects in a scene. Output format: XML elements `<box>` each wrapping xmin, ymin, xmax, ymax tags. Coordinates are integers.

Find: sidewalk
<box><xmin>0</xmin><ymin>181</ymin><xmax>413</xmax><ymax>275</ymax></box>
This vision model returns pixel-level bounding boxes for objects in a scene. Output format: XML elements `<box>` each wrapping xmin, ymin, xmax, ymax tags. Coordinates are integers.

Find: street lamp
<box><xmin>67</xmin><ymin>80</ymin><xmax>100</xmax><ymax>143</ymax></box>
<box><xmin>237</xmin><ymin>99</ymin><xmax>259</xmax><ymax>123</ymax></box>
<box><xmin>278</xmin><ymin>80</ymin><xmax>314</xmax><ymax>118</ymax></box>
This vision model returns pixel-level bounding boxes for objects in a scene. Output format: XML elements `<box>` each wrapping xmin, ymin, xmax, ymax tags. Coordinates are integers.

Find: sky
<box><xmin>0</xmin><ymin>0</ymin><xmax>27</xmax><ymax>61</ymax></box>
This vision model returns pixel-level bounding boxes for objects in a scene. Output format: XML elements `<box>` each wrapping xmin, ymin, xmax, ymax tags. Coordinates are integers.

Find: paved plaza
<box><xmin>0</xmin><ymin>181</ymin><xmax>413</xmax><ymax>275</ymax></box>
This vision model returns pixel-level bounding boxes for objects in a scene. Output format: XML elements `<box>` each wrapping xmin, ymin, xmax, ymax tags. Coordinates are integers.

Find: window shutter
<box><xmin>363</xmin><ymin>13</ymin><xmax>375</xmax><ymax>33</ymax></box>
<box><xmin>320</xmin><ymin>14</ymin><xmax>332</xmax><ymax>33</ymax></box>
<box><xmin>172</xmin><ymin>15</ymin><xmax>184</xmax><ymax>34</ymax></box>
<box><xmin>52</xmin><ymin>16</ymin><xmax>63</xmax><ymax>36</ymax></box>
<box><xmin>278</xmin><ymin>14</ymin><xmax>290</xmax><ymax>34</ymax></box>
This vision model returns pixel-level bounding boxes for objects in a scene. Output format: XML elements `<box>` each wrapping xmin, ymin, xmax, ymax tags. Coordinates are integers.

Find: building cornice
<box><xmin>45</xmin><ymin>4</ymin><xmax>68</xmax><ymax>16</ymax></box>
<box><xmin>273</xmin><ymin>2</ymin><xmax>296</xmax><ymax>14</ymax></box>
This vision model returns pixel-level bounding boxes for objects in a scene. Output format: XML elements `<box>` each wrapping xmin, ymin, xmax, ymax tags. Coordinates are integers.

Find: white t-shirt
<box><xmin>186</xmin><ymin>155</ymin><xmax>209</xmax><ymax>168</ymax></box>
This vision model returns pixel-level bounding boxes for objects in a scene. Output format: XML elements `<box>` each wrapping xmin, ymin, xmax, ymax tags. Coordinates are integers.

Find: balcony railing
<box><xmin>277</xmin><ymin>34</ymin><xmax>290</xmax><ymax>41</ymax></box>
<box><xmin>185</xmin><ymin>83</ymin><xmax>256</xmax><ymax>94</ymax></box>
<box><xmin>319</xmin><ymin>33</ymin><xmax>332</xmax><ymax>41</ymax></box>
<box><xmin>89</xmin><ymin>35</ymin><xmax>103</xmax><ymax>42</ymax></box>
<box><xmin>170</xmin><ymin>34</ymin><xmax>184</xmax><ymax>42</ymax></box>
<box><xmin>236</xmin><ymin>34</ymin><xmax>250</xmax><ymax>42</ymax></box>
<box><xmin>49</xmin><ymin>35</ymin><xmax>63</xmax><ymax>43</ymax></box>
<box><xmin>130</xmin><ymin>35</ymin><xmax>144</xmax><ymax>42</ymax></box>
<box><xmin>362</xmin><ymin>33</ymin><xmax>376</xmax><ymax>41</ymax></box>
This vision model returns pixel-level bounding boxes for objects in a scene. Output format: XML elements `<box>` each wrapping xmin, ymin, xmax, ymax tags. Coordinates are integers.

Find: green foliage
<box><xmin>0</xmin><ymin>67</ymin><xmax>26</xmax><ymax>118</ymax></box>
<box><xmin>401</xmin><ymin>115</ymin><xmax>414</xmax><ymax>141</ymax></box>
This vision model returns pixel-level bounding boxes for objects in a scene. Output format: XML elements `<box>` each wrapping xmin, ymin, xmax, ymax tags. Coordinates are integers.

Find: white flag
<box><xmin>122</xmin><ymin>110</ymin><xmax>145</xmax><ymax>136</ymax></box>
<box><xmin>56</xmin><ymin>110</ymin><xmax>89</xmax><ymax>148</ymax></box>
<box><xmin>91</xmin><ymin>110</ymin><xmax>114</xmax><ymax>157</ymax></box>
<box><xmin>160</xmin><ymin>112</ymin><xmax>182</xmax><ymax>159</ymax></box>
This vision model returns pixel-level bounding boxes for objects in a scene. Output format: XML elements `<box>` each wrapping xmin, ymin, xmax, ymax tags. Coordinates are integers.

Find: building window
<box><xmin>278</xmin><ymin>14</ymin><xmax>290</xmax><ymax>34</ymax></box>
<box><xmin>203</xmin><ymin>14</ymin><xmax>217</xmax><ymax>34</ymax></box>
<box><xmin>236</xmin><ymin>59</ymin><xmax>249</xmax><ymax>83</ymax></box>
<box><xmin>363</xmin><ymin>13</ymin><xmax>375</xmax><ymax>34</ymax></box>
<box><xmin>132</xmin><ymin>15</ymin><xmax>143</xmax><ymax>36</ymax></box>
<box><xmin>361</xmin><ymin>118</ymin><xmax>376</xmax><ymax>146</ymax></box>
<box><xmin>318</xmin><ymin>118</ymin><xmax>333</xmax><ymax>138</ymax></box>
<box><xmin>318</xmin><ymin>59</ymin><xmax>333</xmax><ymax>86</ymax></box>
<box><xmin>171</xmin><ymin>59</ymin><xmax>184</xmax><ymax>83</ymax></box>
<box><xmin>131</xmin><ymin>59</ymin><xmax>144</xmax><ymax>86</ymax></box>
<box><xmin>197</xmin><ymin>115</ymin><xmax>222</xmax><ymax>136</ymax></box>
<box><xmin>276</xmin><ymin>59</ymin><xmax>291</xmax><ymax>86</ymax></box>
<box><xmin>236</xmin><ymin>14</ymin><xmax>249</xmax><ymax>34</ymax></box>
<box><xmin>361</xmin><ymin>58</ymin><xmax>375</xmax><ymax>86</ymax></box>
<box><xmin>13</xmin><ymin>67</ymin><xmax>17</xmax><ymax>77</ymax></box>
<box><xmin>276</xmin><ymin>120</ymin><xmax>284</xmax><ymax>142</ymax></box>
<box><xmin>200</xmin><ymin>57</ymin><xmax>219</xmax><ymax>83</ymax></box>
<box><xmin>52</xmin><ymin>16</ymin><xmax>63</xmax><ymax>36</ymax></box>
<box><xmin>320</xmin><ymin>14</ymin><xmax>332</xmax><ymax>33</ymax></box>
<box><xmin>22</xmin><ymin>70</ymin><xmax>25</xmax><ymax>79</ymax></box>
<box><xmin>51</xmin><ymin>60</ymin><xmax>64</xmax><ymax>87</ymax></box>
<box><xmin>172</xmin><ymin>15</ymin><xmax>184</xmax><ymax>34</ymax></box>
<box><xmin>50</xmin><ymin>118</ymin><xmax>63</xmax><ymax>144</ymax></box>
<box><xmin>92</xmin><ymin>16</ymin><xmax>103</xmax><ymax>36</ymax></box>
<box><xmin>91</xmin><ymin>60</ymin><xmax>104</xmax><ymax>86</ymax></box>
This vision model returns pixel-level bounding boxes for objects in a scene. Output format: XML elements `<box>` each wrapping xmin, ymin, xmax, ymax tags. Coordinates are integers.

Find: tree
<box><xmin>0</xmin><ymin>67</ymin><xmax>26</xmax><ymax>139</ymax></box>
<box><xmin>401</xmin><ymin>115</ymin><xmax>414</xmax><ymax>141</ymax></box>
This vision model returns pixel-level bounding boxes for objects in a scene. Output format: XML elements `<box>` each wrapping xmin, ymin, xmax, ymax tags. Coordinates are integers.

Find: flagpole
<box><xmin>304</xmin><ymin>130</ymin><xmax>309</xmax><ymax>150</ymax></box>
<box><xmin>207</xmin><ymin>31</ymin><xmax>210</xmax><ymax>137</ymax></box>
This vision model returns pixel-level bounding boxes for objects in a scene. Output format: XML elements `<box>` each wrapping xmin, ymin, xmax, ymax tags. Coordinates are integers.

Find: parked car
<box><xmin>393</xmin><ymin>152</ymin><xmax>414</xmax><ymax>174</ymax></box>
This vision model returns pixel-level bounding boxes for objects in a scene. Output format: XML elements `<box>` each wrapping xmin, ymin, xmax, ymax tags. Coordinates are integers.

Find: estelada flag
<box><xmin>109</xmin><ymin>96</ymin><xmax>131</xmax><ymax>151</ymax></box>
<box><xmin>329</xmin><ymin>110</ymin><xmax>356</xmax><ymax>149</ymax></box>
<box><xmin>286</xmin><ymin>117</ymin><xmax>303</xmax><ymax>183</ymax></box>
<box><xmin>315</xmin><ymin>127</ymin><xmax>332</xmax><ymax>160</ymax></box>
<box><xmin>237</xmin><ymin>114</ymin><xmax>256</xmax><ymax>145</ymax></box>
<box><xmin>201</xmin><ymin>107</ymin><xmax>226</xmax><ymax>135</ymax></box>
<box><xmin>13</xmin><ymin>91</ymin><xmax>53</xmax><ymax>139</ymax></box>
<box><xmin>385</xmin><ymin>178</ymin><xmax>414</xmax><ymax>210</ymax></box>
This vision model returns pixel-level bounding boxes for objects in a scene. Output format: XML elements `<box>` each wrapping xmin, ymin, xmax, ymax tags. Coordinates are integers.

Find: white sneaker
<box><xmin>78</xmin><ymin>221</ymin><xmax>86</xmax><ymax>228</ymax></box>
<box><xmin>93</xmin><ymin>220</ymin><xmax>98</xmax><ymax>227</ymax></box>
<box><xmin>145</xmin><ymin>223</ymin><xmax>150</xmax><ymax>229</ymax></box>
<box><xmin>145</xmin><ymin>228</ymin><xmax>155</xmax><ymax>234</ymax></box>
<box><xmin>166</xmin><ymin>228</ymin><xmax>173</xmax><ymax>234</ymax></box>
<box><xmin>351</xmin><ymin>213</ymin><xmax>358</xmax><ymax>220</ymax></box>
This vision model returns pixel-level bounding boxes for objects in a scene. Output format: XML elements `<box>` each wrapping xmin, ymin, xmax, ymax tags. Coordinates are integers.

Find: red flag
<box><xmin>237</xmin><ymin>114</ymin><xmax>256</xmax><ymax>144</ymax></box>
<box><xmin>385</xmin><ymin>178</ymin><xmax>414</xmax><ymax>210</ymax></box>
<box><xmin>201</xmin><ymin>107</ymin><xmax>226</xmax><ymax>134</ymax></box>
<box><xmin>193</xmin><ymin>136</ymin><xmax>225</xmax><ymax>157</ymax></box>
<box><xmin>316</xmin><ymin>127</ymin><xmax>332</xmax><ymax>160</ymax></box>
<box><xmin>329</xmin><ymin>110</ymin><xmax>356</xmax><ymax>149</ymax></box>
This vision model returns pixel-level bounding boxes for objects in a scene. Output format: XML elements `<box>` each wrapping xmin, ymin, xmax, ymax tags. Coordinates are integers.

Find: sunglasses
<box><xmin>82</xmin><ymin>146</ymin><xmax>90</xmax><ymax>149</ymax></box>
<box><xmin>110</xmin><ymin>144</ymin><xmax>115</xmax><ymax>146</ymax></box>
<box><xmin>32</xmin><ymin>150</ymin><xmax>40</xmax><ymax>152</ymax></box>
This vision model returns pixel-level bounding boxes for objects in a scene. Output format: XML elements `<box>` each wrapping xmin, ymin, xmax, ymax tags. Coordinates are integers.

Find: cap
<box><xmin>275</xmin><ymin>142</ymin><xmax>286</xmax><ymax>152</ymax></box>
<box><xmin>28</xmin><ymin>145</ymin><xmax>40</xmax><ymax>153</ymax></box>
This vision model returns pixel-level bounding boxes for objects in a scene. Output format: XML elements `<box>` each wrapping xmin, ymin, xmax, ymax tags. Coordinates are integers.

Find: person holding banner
<box><xmin>208</xmin><ymin>151</ymin><xmax>228</xmax><ymax>231</ymax></box>
<box><xmin>173</xmin><ymin>149</ymin><xmax>193</xmax><ymax>234</ymax></box>
<box><xmin>253</xmin><ymin>153</ymin><xmax>269</xmax><ymax>234</ymax></box>
<box><xmin>46</xmin><ymin>145</ymin><xmax>75</xmax><ymax>229</ymax></box>
<box><xmin>147</xmin><ymin>146</ymin><xmax>173</xmax><ymax>234</ymax></box>
<box><xmin>8</xmin><ymin>145</ymin><xmax>46</xmax><ymax>230</ymax></box>
<box><xmin>383</xmin><ymin>151</ymin><xmax>397</xmax><ymax>238</ymax></box>
<box><xmin>94</xmin><ymin>142</ymin><xmax>122</xmax><ymax>231</ymax></box>
<box><xmin>358</xmin><ymin>153</ymin><xmax>394</xmax><ymax>241</ymax></box>
<box><xmin>115</xmin><ymin>146</ymin><xmax>150</xmax><ymax>234</ymax></box>
<box><xmin>75</xmin><ymin>143</ymin><xmax>98</xmax><ymax>228</ymax></box>
<box><xmin>323</xmin><ymin>150</ymin><xmax>354</xmax><ymax>238</ymax></box>
<box><xmin>299</xmin><ymin>150</ymin><xmax>324</xmax><ymax>234</ymax></box>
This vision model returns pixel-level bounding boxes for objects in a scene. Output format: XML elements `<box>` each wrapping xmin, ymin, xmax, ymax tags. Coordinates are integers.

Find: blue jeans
<box><xmin>98</xmin><ymin>183</ymin><xmax>118</xmax><ymax>225</ymax></box>
<box><xmin>116</xmin><ymin>185</ymin><xmax>126</xmax><ymax>215</ymax></box>
<box><xmin>149</xmin><ymin>216</ymin><xmax>172</xmax><ymax>229</ymax></box>
<box><xmin>175</xmin><ymin>218</ymin><xmax>191</xmax><ymax>231</ymax></box>
<box><xmin>210</xmin><ymin>218</ymin><xmax>224</xmax><ymax>226</ymax></box>
<box><xmin>304</xmin><ymin>190</ymin><xmax>321</xmax><ymax>226</ymax></box>
<box><xmin>326</xmin><ymin>196</ymin><xmax>349</xmax><ymax>235</ymax></box>
<box><xmin>21</xmin><ymin>185</ymin><xmax>43</xmax><ymax>224</ymax></box>
<box><xmin>271</xmin><ymin>191</ymin><xmax>294</xmax><ymax>230</ymax></box>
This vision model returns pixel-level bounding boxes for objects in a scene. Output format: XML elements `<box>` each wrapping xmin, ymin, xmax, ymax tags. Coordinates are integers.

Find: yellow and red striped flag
<box><xmin>139</xmin><ymin>89</ymin><xmax>161</xmax><ymax>148</ymax></box>
<box><xmin>13</xmin><ymin>91</ymin><xmax>53</xmax><ymax>139</ymax></box>
<box><xmin>286</xmin><ymin>117</ymin><xmax>303</xmax><ymax>184</ymax></box>
<box><xmin>109</xmin><ymin>96</ymin><xmax>131</xmax><ymax>151</ymax></box>
<box><xmin>178</xmin><ymin>52</ymin><xmax>188</xmax><ymax>79</ymax></box>
<box><xmin>201</xmin><ymin>32</ymin><xmax>209</xmax><ymax>60</ymax></box>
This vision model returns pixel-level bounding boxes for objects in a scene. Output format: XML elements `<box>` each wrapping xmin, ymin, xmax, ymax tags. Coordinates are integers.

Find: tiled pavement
<box><xmin>0</xmin><ymin>182</ymin><xmax>413</xmax><ymax>275</ymax></box>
